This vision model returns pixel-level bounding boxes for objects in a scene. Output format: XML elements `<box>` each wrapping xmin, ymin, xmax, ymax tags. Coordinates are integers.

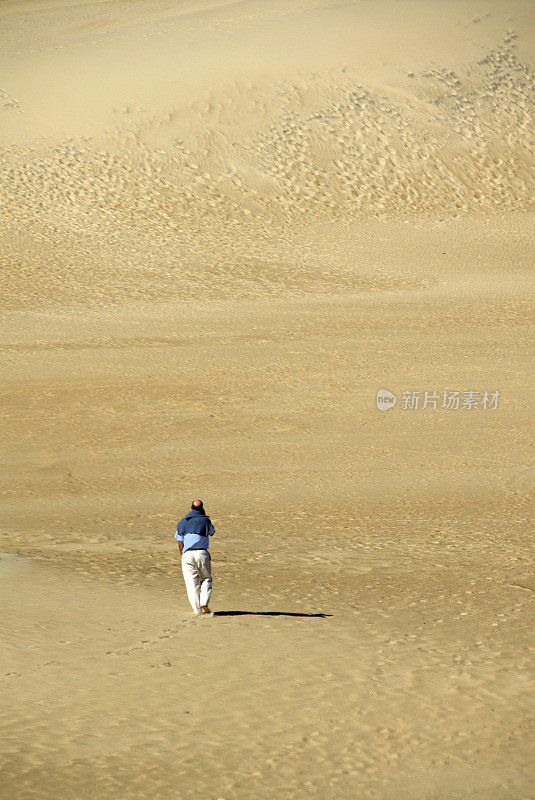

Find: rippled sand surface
<box><xmin>1</xmin><ymin>1</ymin><xmax>534</xmax><ymax>799</ymax></box>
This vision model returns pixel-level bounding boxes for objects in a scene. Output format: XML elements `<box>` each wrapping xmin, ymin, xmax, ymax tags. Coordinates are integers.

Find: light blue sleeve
<box><xmin>175</xmin><ymin>524</ymin><xmax>184</xmax><ymax>541</ymax></box>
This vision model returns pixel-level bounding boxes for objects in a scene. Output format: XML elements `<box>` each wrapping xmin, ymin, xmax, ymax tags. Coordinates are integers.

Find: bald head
<box><xmin>191</xmin><ymin>499</ymin><xmax>204</xmax><ymax>510</ymax></box>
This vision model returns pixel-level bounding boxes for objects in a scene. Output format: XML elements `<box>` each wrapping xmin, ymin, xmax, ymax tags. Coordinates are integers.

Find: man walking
<box><xmin>175</xmin><ymin>499</ymin><xmax>215</xmax><ymax>615</ymax></box>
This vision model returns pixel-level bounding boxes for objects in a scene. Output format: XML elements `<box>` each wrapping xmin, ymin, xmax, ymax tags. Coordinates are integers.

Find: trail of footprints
<box><xmin>105</xmin><ymin>617</ymin><xmax>208</xmax><ymax>659</ymax></box>
<box><xmin>3</xmin><ymin>618</ymin><xmax>205</xmax><ymax>679</ymax></box>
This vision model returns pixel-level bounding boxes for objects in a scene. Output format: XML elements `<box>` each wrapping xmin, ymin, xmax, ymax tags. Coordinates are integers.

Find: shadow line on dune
<box><xmin>213</xmin><ymin>611</ymin><xmax>332</xmax><ymax>618</ymax></box>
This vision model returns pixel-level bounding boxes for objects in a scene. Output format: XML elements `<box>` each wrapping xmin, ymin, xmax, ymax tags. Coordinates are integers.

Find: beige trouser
<box><xmin>181</xmin><ymin>549</ymin><xmax>212</xmax><ymax>613</ymax></box>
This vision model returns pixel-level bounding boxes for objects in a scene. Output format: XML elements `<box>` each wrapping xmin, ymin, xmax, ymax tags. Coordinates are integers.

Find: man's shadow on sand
<box><xmin>213</xmin><ymin>611</ymin><xmax>332</xmax><ymax>618</ymax></box>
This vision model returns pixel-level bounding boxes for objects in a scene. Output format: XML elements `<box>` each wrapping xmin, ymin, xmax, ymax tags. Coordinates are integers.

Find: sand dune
<box><xmin>1</xmin><ymin>1</ymin><xmax>534</xmax><ymax>799</ymax></box>
<box><xmin>2</xmin><ymin>1</ymin><xmax>534</xmax><ymax>307</ymax></box>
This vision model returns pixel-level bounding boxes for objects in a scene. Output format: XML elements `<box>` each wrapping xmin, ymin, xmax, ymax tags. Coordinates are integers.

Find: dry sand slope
<box><xmin>1</xmin><ymin>1</ymin><xmax>534</xmax><ymax>799</ymax></box>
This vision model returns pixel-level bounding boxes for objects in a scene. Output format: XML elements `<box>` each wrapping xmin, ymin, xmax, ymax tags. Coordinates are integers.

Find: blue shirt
<box><xmin>175</xmin><ymin>508</ymin><xmax>215</xmax><ymax>553</ymax></box>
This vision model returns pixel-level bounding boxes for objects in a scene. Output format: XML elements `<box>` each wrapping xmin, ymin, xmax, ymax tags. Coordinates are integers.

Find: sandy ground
<box><xmin>1</xmin><ymin>1</ymin><xmax>534</xmax><ymax>799</ymax></box>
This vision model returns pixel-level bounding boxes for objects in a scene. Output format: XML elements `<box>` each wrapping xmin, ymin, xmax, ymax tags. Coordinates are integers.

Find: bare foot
<box><xmin>201</xmin><ymin>606</ymin><xmax>212</xmax><ymax>614</ymax></box>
